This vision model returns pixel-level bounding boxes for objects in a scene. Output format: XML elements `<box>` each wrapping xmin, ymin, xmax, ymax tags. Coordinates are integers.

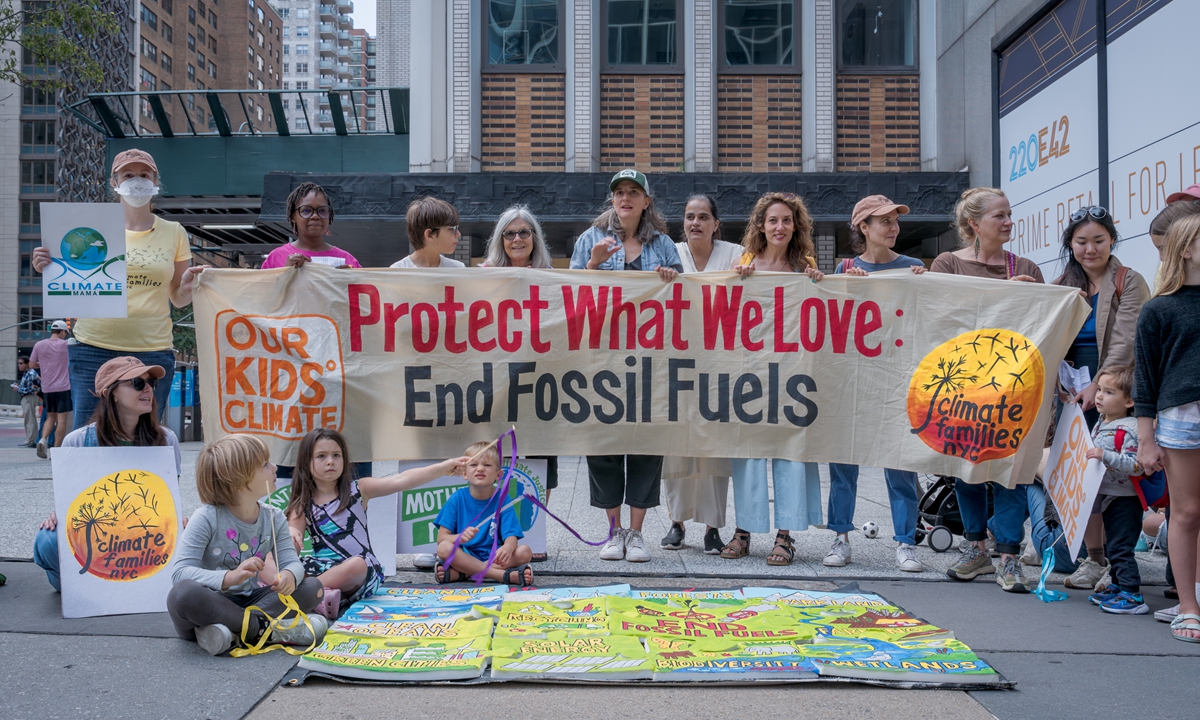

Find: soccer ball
<box><xmin>860</xmin><ymin>521</ymin><xmax>880</xmax><ymax>539</ymax></box>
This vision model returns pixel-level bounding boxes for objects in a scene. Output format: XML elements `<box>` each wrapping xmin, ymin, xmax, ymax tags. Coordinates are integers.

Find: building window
<box><xmin>209</xmin><ymin>60</ymin><xmax>217</xmax><ymax>78</ymax></box>
<box><xmin>296</xmin><ymin>81</ymin><xmax>309</xmax><ymax>90</ymax></box>
<box><xmin>21</xmin><ymin>160</ymin><xmax>56</xmax><ymax>194</ymax></box>
<box><xmin>188</xmin><ymin>33</ymin><xmax>195</xmax><ymax>51</ymax></box>
<box><xmin>604</xmin><ymin>0</ymin><xmax>678</xmax><ymax>68</ymax></box>
<box><xmin>162</xmin><ymin>53</ymin><xmax>172</xmax><ymax>72</ymax></box>
<box><xmin>296</xmin><ymin>26</ymin><xmax>308</xmax><ymax>37</ymax></box>
<box><xmin>283</xmin><ymin>26</ymin><xmax>290</xmax><ymax>37</ymax></box>
<box><xmin>296</xmin><ymin>61</ymin><xmax>308</xmax><ymax>73</ymax></box>
<box><xmin>258</xmin><ymin>31</ymin><xmax>265</xmax><ymax>47</ymax></box>
<box><xmin>197</xmin><ymin>79</ymin><xmax>206</xmax><ymax>90</ymax></box>
<box><xmin>187</xmin><ymin>63</ymin><xmax>196</xmax><ymax>81</ymax></box>
<box><xmin>140</xmin><ymin>68</ymin><xmax>157</xmax><ymax>91</ymax></box>
<box><xmin>209</xmin><ymin>10</ymin><xmax>216</xmax><ymax>27</ymax></box>
<box><xmin>721</xmin><ymin>0</ymin><xmax>798</xmax><ymax>68</ymax></box>
<box><xmin>161</xmin><ymin>21</ymin><xmax>172</xmax><ymax>41</ymax></box>
<box><xmin>162</xmin><ymin>0</ymin><xmax>173</xmax><ymax>14</ymax></box>
<box><xmin>21</xmin><ymin>202</ymin><xmax>43</xmax><ymax>233</ymax></box>
<box><xmin>210</xmin><ymin>36</ymin><xmax>218</xmax><ymax>52</ymax></box>
<box><xmin>838</xmin><ymin>0</ymin><xmax>917</xmax><ymax>70</ymax></box>
<box><xmin>297</xmin><ymin>8</ymin><xmax>309</xmax><ymax>19</ymax></box>
<box><xmin>141</xmin><ymin>3</ymin><xmax>158</xmax><ymax>30</ymax></box>
<box><xmin>283</xmin><ymin>61</ymin><xmax>289</xmax><ymax>72</ymax></box>
<box><xmin>141</xmin><ymin>37</ymin><xmax>158</xmax><ymax>62</ymax></box>
<box><xmin>19</xmin><ymin>295</ymin><xmax>44</xmax><ymax>341</ymax></box>
<box><xmin>257</xmin><ymin>7</ymin><xmax>265</xmax><ymax>22</ymax></box>
<box><xmin>188</xmin><ymin>6</ymin><xmax>195</xmax><ymax>24</ymax></box>
<box><xmin>256</xmin><ymin>54</ymin><xmax>264</xmax><ymax>70</ymax></box>
<box><xmin>296</xmin><ymin>43</ymin><xmax>309</xmax><ymax>55</ymax></box>
<box><xmin>21</xmin><ymin>120</ymin><xmax>55</xmax><ymax>153</ymax></box>
<box><xmin>486</xmin><ymin>0</ymin><xmax>561</xmax><ymax>67</ymax></box>
<box><xmin>280</xmin><ymin>8</ymin><xmax>289</xmax><ymax>18</ymax></box>
<box><xmin>198</xmin><ymin>26</ymin><xmax>206</xmax><ymax>44</ymax></box>
<box><xmin>198</xmin><ymin>51</ymin><xmax>206</xmax><ymax>67</ymax></box>
<box><xmin>199</xmin><ymin>1</ymin><xmax>206</xmax><ymax>18</ymax></box>
<box><xmin>283</xmin><ymin>43</ymin><xmax>290</xmax><ymax>55</ymax></box>
<box><xmin>22</xmin><ymin>86</ymin><xmax>55</xmax><ymax>112</ymax></box>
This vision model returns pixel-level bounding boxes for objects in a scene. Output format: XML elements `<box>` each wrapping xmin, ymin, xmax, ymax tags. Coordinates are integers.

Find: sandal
<box><xmin>1170</xmin><ymin>613</ymin><xmax>1200</xmax><ymax>643</ymax></box>
<box><xmin>502</xmin><ymin>564</ymin><xmax>533</xmax><ymax>587</ymax></box>
<box><xmin>531</xmin><ymin>552</ymin><xmax>548</xmax><ymax>563</ymax></box>
<box><xmin>435</xmin><ymin>563</ymin><xmax>468</xmax><ymax>584</ymax></box>
<box><xmin>766</xmin><ymin>532</ymin><xmax>795</xmax><ymax>566</ymax></box>
<box><xmin>720</xmin><ymin>530</ymin><xmax>750</xmax><ymax>559</ymax></box>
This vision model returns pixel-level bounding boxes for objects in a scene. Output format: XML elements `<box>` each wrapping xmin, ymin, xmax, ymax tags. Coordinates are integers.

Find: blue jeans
<box><xmin>955</xmin><ymin>479</ymin><xmax>1028</xmax><ymax>555</ymax></box>
<box><xmin>1102</xmin><ymin>495</ymin><xmax>1143</xmax><ymax>593</ymax></box>
<box><xmin>730</xmin><ymin>459</ymin><xmax>822</xmax><ymax>533</ymax></box>
<box><xmin>1026</xmin><ymin>481</ymin><xmax>1079</xmax><ymax>574</ymax></box>
<box><xmin>33</xmin><ymin>528</ymin><xmax>60</xmax><ymax>592</ymax></box>
<box><xmin>827</xmin><ymin>464</ymin><xmax>920</xmax><ymax>544</ymax></box>
<box><xmin>69</xmin><ymin>343</ymin><xmax>175</xmax><ymax>430</ymax></box>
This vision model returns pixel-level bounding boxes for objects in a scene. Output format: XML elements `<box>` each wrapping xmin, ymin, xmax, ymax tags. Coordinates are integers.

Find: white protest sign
<box><xmin>51</xmin><ymin>446</ymin><xmax>180</xmax><ymax>618</ymax></box>
<box><xmin>265</xmin><ymin>478</ymin><xmax>397</xmax><ymax>578</ymax></box>
<box><xmin>397</xmin><ymin>458</ymin><xmax>548</xmax><ymax>555</ymax></box>
<box><xmin>1043</xmin><ymin>403</ymin><xmax>1105</xmax><ymax>561</ymax></box>
<box><xmin>40</xmin><ymin>203</ymin><xmax>127</xmax><ymax>318</ymax></box>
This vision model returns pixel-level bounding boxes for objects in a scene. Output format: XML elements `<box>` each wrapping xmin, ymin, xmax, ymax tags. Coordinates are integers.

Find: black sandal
<box><xmin>766</xmin><ymin>532</ymin><xmax>795</xmax><ymax>566</ymax></box>
<box><xmin>502</xmin><ymin>564</ymin><xmax>533</xmax><ymax>587</ymax></box>
<box><xmin>435</xmin><ymin>563</ymin><xmax>468</xmax><ymax>584</ymax></box>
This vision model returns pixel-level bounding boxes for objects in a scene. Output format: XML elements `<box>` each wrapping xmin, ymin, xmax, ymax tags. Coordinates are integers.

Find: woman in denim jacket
<box><xmin>569</xmin><ymin>169</ymin><xmax>682</xmax><ymax>564</ymax></box>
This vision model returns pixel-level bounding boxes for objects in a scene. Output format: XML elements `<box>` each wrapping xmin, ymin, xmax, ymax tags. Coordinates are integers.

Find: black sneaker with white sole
<box><xmin>703</xmin><ymin>528</ymin><xmax>725</xmax><ymax>555</ymax></box>
<box><xmin>660</xmin><ymin>523</ymin><xmax>685</xmax><ymax>550</ymax></box>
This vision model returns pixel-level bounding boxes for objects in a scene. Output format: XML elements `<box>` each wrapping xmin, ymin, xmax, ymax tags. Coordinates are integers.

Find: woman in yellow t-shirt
<box><xmin>33</xmin><ymin>149</ymin><xmax>205</xmax><ymax>428</ymax></box>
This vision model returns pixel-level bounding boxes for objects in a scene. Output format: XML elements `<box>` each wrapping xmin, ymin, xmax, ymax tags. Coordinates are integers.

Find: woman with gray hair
<box><xmin>482</xmin><ymin>205</ymin><xmax>554</xmax><ymax>268</ymax></box>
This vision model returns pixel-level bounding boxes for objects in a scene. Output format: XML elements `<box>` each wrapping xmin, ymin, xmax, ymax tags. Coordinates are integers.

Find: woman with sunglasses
<box><xmin>1051</xmin><ymin>205</ymin><xmax>1150</xmax><ymax>591</ymax></box>
<box><xmin>261</xmin><ymin>182</ymin><xmax>362</xmax><ymax>269</ymax></box>
<box><xmin>32</xmin><ymin>357</ymin><xmax>182</xmax><ymax>592</ymax></box>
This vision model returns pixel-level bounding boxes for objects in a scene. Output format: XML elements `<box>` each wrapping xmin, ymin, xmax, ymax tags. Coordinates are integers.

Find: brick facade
<box><xmin>835</xmin><ymin>75</ymin><xmax>920</xmax><ymax>171</ymax></box>
<box><xmin>716</xmin><ymin>76</ymin><xmax>802</xmax><ymax>172</ymax></box>
<box><xmin>598</xmin><ymin>75</ymin><xmax>685</xmax><ymax>172</ymax></box>
<box><xmin>481</xmin><ymin>75</ymin><xmax>566</xmax><ymax>171</ymax></box>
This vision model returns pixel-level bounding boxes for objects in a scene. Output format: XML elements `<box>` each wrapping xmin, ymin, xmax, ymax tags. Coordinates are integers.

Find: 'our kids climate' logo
<box><xmin>65</xmin><ymin>468</ymin><xmax>178</xmax><ymax>581</ymax></box>
<box><xmin>907</xmin><ymin>330</ymin><xmax>1044</xmax><ymax>463</ymax></box>
<box><xmin>45</xmin><ymin>226</ymin><xmax>125</xmax><ymax>296</ymax></box>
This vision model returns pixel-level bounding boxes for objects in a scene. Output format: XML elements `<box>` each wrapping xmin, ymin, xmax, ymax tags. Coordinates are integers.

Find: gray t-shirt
<box><xmin>172</xmin><ymin>502</ymin><xmax>306</xmax><ymax>596</ymax></box>
<box><xmin>834</xmin><ymin>255</ymin><xmax>926</xmax><ymax>273</ymax></box>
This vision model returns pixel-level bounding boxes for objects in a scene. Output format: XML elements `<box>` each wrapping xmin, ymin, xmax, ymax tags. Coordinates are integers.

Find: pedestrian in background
<box><xmin>29</xmin><ymin>320</ymin><xmax>72</xmax><ymax>459</ymax></box>
<box><xmin>11</xmin><ymin>355</ymin><xmax>40</xmax><ymax>447</ymax></box>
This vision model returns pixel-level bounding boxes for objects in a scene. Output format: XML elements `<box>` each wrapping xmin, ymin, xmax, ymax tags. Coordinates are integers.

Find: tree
<box><xmin>0</xmin><ymin>1</ymin><xmax>120</xmax><ymax>92</ymax></box>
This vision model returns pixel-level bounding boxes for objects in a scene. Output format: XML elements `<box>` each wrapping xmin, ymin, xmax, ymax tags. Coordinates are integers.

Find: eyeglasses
<box><xmin>119</xmin><ymin>376</ymin><xmax>158</xmax><ymax>392</ymax></box>
<box><xmin>296</xmin><ymin>205</ymin><xmax>332</xmax><ymax>219</ymax></box>
<box><xmin>503</xmin><ymin>229</ymin><xmax>533</xmax><ymax>241</ymax></box>
<box><xmin>1070</xmin><ymin>206</ymin><xmax>1109</xmax><ymax>223</ymax></box>
<box><xmin>438</xmin><ymin>225</ymin><xmax>460</xmax><ymax>235</ymax></box>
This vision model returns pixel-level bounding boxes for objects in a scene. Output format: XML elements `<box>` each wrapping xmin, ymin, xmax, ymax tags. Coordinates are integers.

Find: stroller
<box><xmin>915</xmin><ymin>475</ymin><xmax>962</xmax><ymax>552</ymax></box>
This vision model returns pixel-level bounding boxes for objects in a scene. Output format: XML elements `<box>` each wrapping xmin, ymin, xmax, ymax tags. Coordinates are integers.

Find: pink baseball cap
<box><xmin>851</xmin><ymin>195</ymin><xmax>910</xmax><ymax>228</ymax></box>
<box><xmin>1166</xmin><ymin>184</ymin><xmax>1200</xmax><ymax>204</ymax></box>
<box><xmin>111</xmin><ymin>149</ymin><xmax>158</xmax><ymax>176</ymax></box>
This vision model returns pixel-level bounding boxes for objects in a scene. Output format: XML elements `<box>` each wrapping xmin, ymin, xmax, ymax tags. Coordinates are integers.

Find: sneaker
<box><xmin>1064</xmin><ymin>558</ymin><xmax>1107</xmax><ymax>589</ymax></box>
<box><xmin>36</xmin><ymin>439</ymin><xmax>47</xmax><ymax>459</ymax></box>
<box><xmin>1089</xmin><ymin>584</ymin><xmax>1121</xmax><ymax>606</ymax></box>
<box><xmin>195</xmin><ymin>624</ymin><xmax>234</xmax><ymax>656</ymax></box>
<box><xmin>895</xmin><ymin>544</ymin><xmax>923</xmax><ymax>573</ymax></box>
<box><xmin>996</xmin><ymin>556</ymin><xmax>1030</xmax><ymax>593</ymax></box>
<box><xmin>660</xmin><ymin>523</ymin><xmax>685</xmax><ymax>550</ymax></box>
<box><xmin>1094</xmin><ymin>566</ymin><xmax>1113</xmax><ymax>593</ymax></box>
<box><xmin>946</xmin><ymin>544</ymin><xmax>994</xmax><ymax>581</ymax></box>
<box><xmin>823</xmin><ymin>537</ymin><xmax>852</xmax><ymax>567</ymax></box>
<box><xmin>985</xmin><ymin>535</ymin><xmax>998</xmax><ymax>557</ymax></box>
<box><xmin>1155</xmin><ymin>604</ymin><xmax>1180</xmax><ymax>623</ymax></box>
<box><xmin>1135</xmin><ymin>535</ymin><xmax>1150</xmax><ymax>553</ymax></box>
<box><xmin>625</xmin><ymin>529</ymin><xmax>650</xmax><ymax>563</ymax></box>
<box><xmin>269</xmin><ymin>613</ymin><xmax>328</xmax><ymax>647</ymax></box>
<box><xmin>412</xmin><ymin>553</ymin><xmax>438</xmax><ymax>569</ymax></box>
<box><xmin>1019</xmin><ymin>542</ymin><xmax>1042</xmax><ymax>567</ymax></box>
<box><xmin>1100</xmin><ymin>591</ymin><xmax>1150</xmax><ymax>615</ymax></box>
<box><xmin>315</xmin><ymin>587</ymin><xmax>342</xmax><ymax>621</ymax></box>
<box><xmin>599</xmin><ymin>528</ymin><xmax>627</xmax><ymax>561</ymax></box>
<box><xmin>703</xmin><ymin>528</ymin><xmax>725</xmax><ymax>555</ymax></box>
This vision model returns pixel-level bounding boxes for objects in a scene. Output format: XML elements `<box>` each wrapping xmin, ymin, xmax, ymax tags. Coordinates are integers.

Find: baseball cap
<box><xmin>609</xmin><ymin>169</ymin><xmax>649</xmax><ymax>194</ymax></box>
<box><xmin>94</xmin><ymin>356</ymin><xmax>167</xmax><ymax>396</ymax></box>
<box><xmin>851</xmin><ymin>195</ymin><xmax>910</xmax><ymax>228</ymax></box>
<box><xmin>1166</xmin><ymin>184</ymin><xmax>1200</xmax><ymax>204</ymax></box>
<box><xmin>111</xmin><ymin>149</ymin><xmax>158</xmax><ymax>176</ymax></box>
<box><xmin>49</xmin><ymin>320</ymin><xmax>70</xmax><ymax>332</ymax></box>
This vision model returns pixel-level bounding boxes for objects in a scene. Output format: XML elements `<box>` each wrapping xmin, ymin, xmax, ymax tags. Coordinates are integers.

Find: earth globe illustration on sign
<box><xmin>60</xmin><ymin>227</ymin><xmax>108</xmax><ymax>270</ymax></box>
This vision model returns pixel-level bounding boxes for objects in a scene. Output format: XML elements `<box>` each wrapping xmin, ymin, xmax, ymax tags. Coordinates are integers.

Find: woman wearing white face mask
<box><xmin>32</xmin><ymin>149</ymin><xmax>206</xmax><ymax>427</ymax></box>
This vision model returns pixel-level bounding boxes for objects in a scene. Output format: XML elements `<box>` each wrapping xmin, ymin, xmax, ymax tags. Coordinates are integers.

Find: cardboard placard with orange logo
<box><xmin>51</xmin><ymin>446</ymin><xmax>181</xmax><ymax>618</ymax></box>
<box><xmin>193</xmin><ymin>267</ymin><xmax>1089</xmax><ymax>487</ymax></box>
<box><xmin>1043</xmin><ymin>403</ymin><xmax>1106</xmax><ymax>560</ymax></box>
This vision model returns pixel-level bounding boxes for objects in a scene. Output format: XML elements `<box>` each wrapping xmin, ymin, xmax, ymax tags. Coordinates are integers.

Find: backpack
<box><xmin>1113</xmin><ymin>427</ymin><xmax>1169</xmax><ymax>510</ymax></box>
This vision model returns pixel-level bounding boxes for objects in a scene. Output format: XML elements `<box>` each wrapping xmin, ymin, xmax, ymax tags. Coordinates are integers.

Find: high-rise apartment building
<box><xmin>277</xmin><ymin>0</ymin><xmax>357</xmax><ymax>133</ymax></box>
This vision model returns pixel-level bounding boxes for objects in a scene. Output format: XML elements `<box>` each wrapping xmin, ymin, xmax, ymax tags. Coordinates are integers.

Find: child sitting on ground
<box><xmin>286</xmin><ymin>428</ymin><xmax>470</xmax><ymax>618</ymax></box>
<box><xmin>1084</xmin><ymin>366</ymin><xmax>1149</xmax><ymax>614</ymax></box>
<box><xmin>168</xmin><ymin>435</ymin><xmax>326</xmax><ymax>656</ymax></box>
<box><xmin>435</xmin><ymin>440</ymin><xmax>534</xmax><ymax>585</ymax></box>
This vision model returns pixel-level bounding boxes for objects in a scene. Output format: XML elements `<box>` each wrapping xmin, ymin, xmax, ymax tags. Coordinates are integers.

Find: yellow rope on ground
<box><xmin>229</xmin><ymin>593</ymin><xmax>317</xmax><ymax>657</ymax></box>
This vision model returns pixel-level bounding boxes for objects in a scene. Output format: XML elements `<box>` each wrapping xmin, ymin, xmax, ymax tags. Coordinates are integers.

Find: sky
<box><xmin>355</xmin><ymin>0</ymin><xmax>377</xmax><ymax>35</ymax></box>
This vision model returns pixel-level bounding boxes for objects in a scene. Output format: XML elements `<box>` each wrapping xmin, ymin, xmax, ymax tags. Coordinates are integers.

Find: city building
<box><xmin>277</xmin><ymin>0</ymin><xmax>358</xmax><ymax>133</ymax></box>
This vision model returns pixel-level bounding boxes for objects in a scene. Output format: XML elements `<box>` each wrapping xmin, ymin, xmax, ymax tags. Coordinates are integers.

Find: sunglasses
<box><xmin>118</xmin><ymin>376</ymin><xmax>158</xmax><ymax>392</ymax></box>
<box><xmin>297</xmin><ymin>205</ymin><xmax>332</xmax><ymax>219</ymax></box>
<box><xmin>1070</xmin><ymin>206</ymin><xmax>1109</xmax><ymax>222</ymax></box>
<box><xmin>503</xmin><ymin>229</ymin><xmax>533</xmax><ymax>241</ymax></box>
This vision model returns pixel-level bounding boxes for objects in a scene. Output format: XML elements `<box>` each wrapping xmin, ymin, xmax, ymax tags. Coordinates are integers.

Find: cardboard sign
<box><xmin>40</xmin><ymin>203</ymin><xmax>127</xmax><ymax>318</ymax></box>
<box><xmin>51</xmin><ymin>446</ymin><xmax>180</xmax><ymax>618</ymax></box>
<box><xmin>396</xmin><ymin>458</ymin><xmax>547</xmax><ymax>554</ymax></box>
<box><xmin>265</xmin><ymin>479</ymin><xmax>397</xmax><ymax>578</ymax></box>
<box><xmin>1044</xmin><ymin>403</ymin><xmax>1106</xmax><ymax>560</ymax></box>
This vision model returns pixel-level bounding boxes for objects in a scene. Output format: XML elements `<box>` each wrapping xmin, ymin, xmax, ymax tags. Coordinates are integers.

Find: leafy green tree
<box><xmin>0</xmin><ymin>1</ymin><xmax>120</xmax><ymax>91</ymax></box>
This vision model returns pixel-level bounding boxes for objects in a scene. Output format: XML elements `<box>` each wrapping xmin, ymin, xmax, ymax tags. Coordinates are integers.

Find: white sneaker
<box><xmin>1063</xmin><ymin>557</ymin><xmax>1106</xmax><ymax>589</ymax></box>
<box><xmin>411</xmin><ymin>553</ymin><xmax>438</xmax><ymax>569</ymax></box>
<box><xmin>1155</xmin><ymin>604</ymin><xmax>1180</xmax><ymax>623</ymax></box>
<box><xmin>624</xmin><ymin>529</ymin><xmax>650</xmax><ymax>563</ymax></box>
<box><xmin>1093</xmin><ymin>565</ymin><xmax>1112</xmax><ymax>593</ymax></box>
<box><xmin>823</xmin><ymin>537</ymin><xmax>851</xmax><ymax>567</ymax></box>
<box><xmin>1019</xmin><ymin>542</ymin><xmax>1042</xmax><ymax>567</ymax></box>
<box><xmin>195</xmin><ymin>624</ymin><xmax>234</xmax><ymax>656</ymax></box>
<box><xmin>896</xmin><ymin>543</ymin><xmax>923</xmax><ymax>572</ymax></box>
<box><xmin>599</xmin><ymin>528</ymin><xmax>627</xmax><ymax>561</ymax></box>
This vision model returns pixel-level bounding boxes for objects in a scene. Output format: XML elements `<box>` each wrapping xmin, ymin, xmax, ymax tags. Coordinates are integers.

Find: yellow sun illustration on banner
<box><xmin>65</xmin><ymin>469</ymin><xmax>178</xmax><ymax>582</ymax></box>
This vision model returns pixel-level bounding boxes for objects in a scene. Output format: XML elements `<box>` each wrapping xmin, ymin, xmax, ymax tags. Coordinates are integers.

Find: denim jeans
<box><xmin>827</xmin><ymin>464</ymin><xmax>920</xmax><ymax>544</ymax></box>
<box><xmin>955</xmin><ymin>479</ymin><xmax>1028</xmax><ymax>555</ymax></box>
<box><xmin>1026</xmin><ymin>480</ymin><xmax>1079</xmax><ymax>573</ymax></box>
<box><xmin>33</xmin><ymin>528</ymin><xmax>60</xmax><ymax>592</ymax></box>
<box><xmin>69</xmin><ymin>342</ymin><xmax>175</xmax><ymax>430</ymax></box>
<box><xmin>1102</xmin><ymin>495</ymin><xmax>1143</xmax><ymax>593</ymax></box>
<box><xmin>730</xmin><ymin>459</ymin><xmax>822</xmax><ymax>534</ymax></box>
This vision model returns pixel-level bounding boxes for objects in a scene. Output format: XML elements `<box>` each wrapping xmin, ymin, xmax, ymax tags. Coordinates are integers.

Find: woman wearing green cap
<box><xmin>569</xmin><ymin>169</ymin><xmax>682</xmax><ymax>564</ymax></box>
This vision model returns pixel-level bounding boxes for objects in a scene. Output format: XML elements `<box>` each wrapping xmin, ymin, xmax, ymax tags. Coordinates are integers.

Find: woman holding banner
<box><xmin>569</xmin><ymin>169</ymin><xmax>682</xmax><ymax>563</ymax></box>
<box><xmin>31</xmin><ymin>149</ymin><xmax>204</xmax><ymax>428</ymax></box>
<box><xmin>32</xmin><ymin>357</ymin><xmax>181</xmax><ymax>591</ymax></box>
<box><xmin>1052</xmin><ymin>206</ymin><xmax>1150</xmax><ymax>590</ymax></box>
<box><xmin>719</xmin><ymin>192</ymin><xmax>823</xmax><ymax>567</ymax></box>
<box><xmin>932</xmin><ymin>187</ymin><xmax>1040</xmax><ymax>593</ymax></box>
<box><xmin>660</xmin><ymin>194</ymin><xmax>740</xmax><ymax>554</ymax></box>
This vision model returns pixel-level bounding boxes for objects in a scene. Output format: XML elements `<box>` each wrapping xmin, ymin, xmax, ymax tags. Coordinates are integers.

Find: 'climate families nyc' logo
<box><xmin>46</xmin><ymin>226</ymin><xmax>125</xmax><ymax>296</ymax></box>
<box><xmin>907</xmin><ymin>330</ymin><xmax>1044</xmax><ymax>463</ymax></box>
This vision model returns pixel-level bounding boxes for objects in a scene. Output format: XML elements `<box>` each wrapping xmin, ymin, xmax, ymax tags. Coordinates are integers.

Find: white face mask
<box><xmin>116</xmin><ymin>177</ymin><xmax>159</xmax><ymax>207</ymax></box>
